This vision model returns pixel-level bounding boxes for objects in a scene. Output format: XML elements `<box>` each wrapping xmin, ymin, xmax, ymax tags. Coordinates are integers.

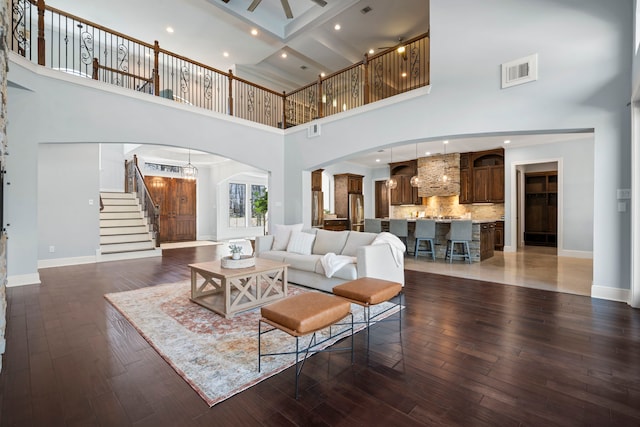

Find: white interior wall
<box><xmin>37</xmin><ymin>143</ymin><xmax>100</xmax><ymax>264</ymax></box>
<box><xmin>99</xmin><ymin>143</ymin><xmax>125</xmax><ymax>192</ymax></box>
<box><xmin>284</xmin><ymin>0</ymin><xmax>630</xmax><ymax>297</ymax></box>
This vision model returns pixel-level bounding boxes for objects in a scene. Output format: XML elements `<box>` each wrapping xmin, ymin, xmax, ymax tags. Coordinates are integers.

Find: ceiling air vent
<box><xmin>361</xmin><ymin>6</ymin><xmax>372</xmax><ymax>14</ymax></box>
<box><xmin>501</xmin><ymin>53</ymin><xmax>538</xmax><ymax>89</ymax></box>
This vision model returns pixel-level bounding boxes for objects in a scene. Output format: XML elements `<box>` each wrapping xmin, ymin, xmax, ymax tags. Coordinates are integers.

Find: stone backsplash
<box><xmin>390</xmin><ymin>195</ymin><xmax>505</xmax><ymax>221</ymax></box>
<box><xmin>417</xmin><ymin>153</ymin><xmax>460</xmax><ymax>197</ymax></box>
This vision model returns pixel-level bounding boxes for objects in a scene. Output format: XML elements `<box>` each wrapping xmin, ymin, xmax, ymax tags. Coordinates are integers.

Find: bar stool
<box><xmin>445</xmin><ymin>220</ymin><xmax>472</xmax><ymax>263</ymax></box>
<box><xmin>389</xmin><ymin>219</ymin><xmax>409</xmax><ymax>254</ymax></box>
<box><xmin>414</xmin><ymin>219</ymin><xmax>436</xmax><ymax>260</ymax></box>
<box><xmin>364</xmin><ymin>218</ymin><xmax>382</xmax><ymax>233</ymax></box>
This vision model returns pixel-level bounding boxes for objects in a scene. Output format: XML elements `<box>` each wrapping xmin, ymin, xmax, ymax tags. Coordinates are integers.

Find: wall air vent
<box><xmin>307</xmin><ymin>122</ymin><xmax>321</xmax><ymax>138</ymax></box>
<box><xmin>501</xmin><ymin>53</ymin><xmax>538</xmax><ymax>89</ymax></box>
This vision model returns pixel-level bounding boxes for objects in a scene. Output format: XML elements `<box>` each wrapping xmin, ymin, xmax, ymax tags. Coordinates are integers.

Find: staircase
<box><xmin>99</xmin><ymin>192</ymin><xmax>161</xmax><ymax>261</ymax></box>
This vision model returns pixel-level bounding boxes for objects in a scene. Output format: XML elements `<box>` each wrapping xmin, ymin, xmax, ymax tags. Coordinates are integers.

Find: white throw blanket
<box><xmin>320</xmin><ymin>253</ymin><xmax>356</xmax><ymax>278</ymax></box>
<box><xmin>371</xmin><ymin>232</ymin><xmax>406</xmax><ymax>267</ymax></box>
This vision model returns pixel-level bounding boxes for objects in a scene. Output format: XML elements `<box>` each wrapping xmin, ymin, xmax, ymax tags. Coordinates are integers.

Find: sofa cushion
<box><xmin>282</xmin><ymin>253</ymin><xmax>323</xmax><ymax>272</ymax></box>
<box><xmin>312</xmin><ymin>229</ymin><xmax>350</xmax><ymax>255</ymax></box>
<box><xmin>259</xmin><ymin>250</ymin><xmax>288</xmax><ymax>263</ymax></box>
<box><xmin>271</xmin><ymin>223</ymin><xmax>303</xmax><ymax>250</ymax></box>
<box><xmin>286</xmin><ymin>231</ymin><xmax>316</xmax><ymax>255</ymax></box>
<box><xmin>340</xmin><ymin>231</ymin><xmax>377</xmax><ymax>256</ymax></box>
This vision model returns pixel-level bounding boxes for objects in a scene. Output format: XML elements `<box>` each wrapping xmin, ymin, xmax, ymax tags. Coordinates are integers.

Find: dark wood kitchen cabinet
<box><xmin>459</xmin><ymin>148</ymin><xmax>504</xmax><ymax>203</ymax></box>
<box><xmin>389</xmin><ymin>160</ymin><xmax>421</xmax><ymax>205</ymax></box>
<box><xmin>480</xmin><ymin>222</ymin><xmax>496</xmax><ymax>260</ymax></box>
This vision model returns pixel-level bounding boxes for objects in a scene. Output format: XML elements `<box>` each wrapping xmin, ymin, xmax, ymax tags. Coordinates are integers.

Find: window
<box><xmin>229</xmin><ymin>183</ymin><xmax>246</xmax><ymax>227</ymax></box>
<box><xmin>251</xmin><ymin>184</ymin><xmax>266</xmax><ymax>227</ymax></box>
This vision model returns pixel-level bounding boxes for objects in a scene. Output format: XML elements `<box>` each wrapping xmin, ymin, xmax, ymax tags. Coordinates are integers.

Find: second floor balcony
<box><xmin>10</xmin><ymin>0</ymin><xmax>430</xmax><ymax>129</ymax></box>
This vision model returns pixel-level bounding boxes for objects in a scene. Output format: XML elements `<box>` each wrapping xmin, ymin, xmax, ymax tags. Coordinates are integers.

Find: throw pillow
<box><xmin>312</xmin><ymin>229</ymin><xmax>350</xmax><ymax>255</ymax></box>
<box><xmin>286</xmin><ymin>231</ymin><xmax>316</xmax><ymax>255</ymax></box>
<box><xmin>271</xmin><ymin>223</ymin><xmax>303</xmax><ymax>251</ymax></box>
<box><xmin>341</xmin><ymin>231</ymin><xmax>377</xmax><ymax>256</ymax></box>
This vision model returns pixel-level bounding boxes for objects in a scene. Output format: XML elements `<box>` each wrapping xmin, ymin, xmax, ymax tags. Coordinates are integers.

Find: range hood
<box><xmin>417</xmin><ymin>153</ymin><xmax>461</xmax><ymax>198</ymax></box>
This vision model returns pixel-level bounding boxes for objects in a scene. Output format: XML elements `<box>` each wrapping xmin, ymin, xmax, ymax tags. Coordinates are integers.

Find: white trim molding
<box><xmin>38</xmin><ymin>255</ymin><xmax>97</xmax><ymax>269</ymax></box>
<box><xmin>591</xmin><ymin>285</ymin><xmax>630</xmax><ymax>303</ymax></box>
<box><xmin>557</xmin><ymin>249</ymin><xmax>593</xmax><ymax>259</ymax></box>
<box><xmin>7</xmin><ymin>273</ymin><xmax>41</xmax><ymax>287</ymax></box>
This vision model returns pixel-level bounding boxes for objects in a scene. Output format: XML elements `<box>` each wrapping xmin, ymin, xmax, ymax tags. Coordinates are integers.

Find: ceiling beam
<box><xmin>281</xmin><ymin>0</ymin><xmax>293</xmax><ymax>19</ymax></box>
<box><xmin>247</xmin><ymin>0</ymin><xmax>261</xmax><ymax>12</ymax></box>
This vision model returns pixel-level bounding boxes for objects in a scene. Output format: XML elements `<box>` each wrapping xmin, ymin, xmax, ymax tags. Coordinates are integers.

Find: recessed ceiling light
<box><xmin>375</xmin><ymin>158</ymin><xmax>380</xmax><ymax>163</ymax></box>
<box><xmin>443</xmin><ymin>140</ymin><xmax>449</xmax><ymax>144</ymax></box>
<box><xmin>166</xmin><ymin>26</ymin><xmax>174</xmax><ymax>33</ymax></box>
<box><xmin>281</xmin><ymin>52</ymin><xmax>287</xmax><ymax>58</ymax></box>
<box><xmin>223</xmin><ymin>52</ymin><xmax>229</xmax><ymax>57</ymax></box>
<box><xmin>504</xmin><ymin>139</ymin><xmax>511</xmax><ymax>144</ymax></box>
<box><xmin>251</xmin><ymin>28</ymin><xmax>258</xmax><ymax>36</ymax></box>
<box><xmin>425</xmin><ymin>151</ymin><xmax>431</xmax><ymax>156</ymax></box>
<box><xmin>368</xmin><ymin>49</ymin><xmax>374</xmax><ymax>55</ymax></box>
<box><xmin>334</xmin><ymin>24</ymin><xmax>341</xmax><ymax>30</ymax></box>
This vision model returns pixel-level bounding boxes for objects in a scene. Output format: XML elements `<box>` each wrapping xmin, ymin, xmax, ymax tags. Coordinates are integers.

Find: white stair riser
<box><xmin>100</xmin><ymin>192</ymin><xmax>135</xmax><ymax>199</ymax></box>
<box><xmin>100</xmin><ymin>212</ymin><xmax>144</xmax><ymax>220</ymax></box>
<box><xmin>101</xmin><ymin>198</ymin><xmax>139</xmax><ymax>206</ymax></box>
<box><xmin>100</xmin><ymin>233</ymin><xmax>152</xmax><ymax>244</ymax></box>
<box><xmin>101</xmin><ymin>241</ymin><xmax>156</xmax><ymax>254</ymax></box>
<box><xmin>101</xmin><ymin>218</ymin><xmax>146</xmax><ymax>227</ymax></box>
<box><xmin>101</xmin><ymin>225</ymin><xmax>150</xmax><ymax>235</ymax></box>
<box><xmin>101</xmin><ymin>205</ymin><xmax>142</xmax><ymax>213</ymax></box>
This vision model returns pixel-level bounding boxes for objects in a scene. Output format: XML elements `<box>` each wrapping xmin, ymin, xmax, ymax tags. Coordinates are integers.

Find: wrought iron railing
<box><xmin>125</xmin><ymin>155</ymin><xmax>160</xmax><ymax>247</ymax></box>
<box><xmin>10</xmin><ymin>0</ymin><xmax>429</xmax><ymax>128</ymax></box>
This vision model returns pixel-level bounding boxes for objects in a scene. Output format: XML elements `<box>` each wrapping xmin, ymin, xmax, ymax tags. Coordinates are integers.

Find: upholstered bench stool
<box><xmin>332</xmin><ymin>277</ymin><xmax>403</xmax><ymax>351</ymax></box>
<box><xmin>258</xmin><ymin>292</ymin><xmax>354</xmax><ymax>399</ymax></box>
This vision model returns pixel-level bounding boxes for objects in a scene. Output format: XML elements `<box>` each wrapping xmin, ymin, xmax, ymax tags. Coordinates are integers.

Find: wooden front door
<box><xmin>145</xmin><ymin>176</ymin><xmax>196</xmax><ymax>242</ymax></box>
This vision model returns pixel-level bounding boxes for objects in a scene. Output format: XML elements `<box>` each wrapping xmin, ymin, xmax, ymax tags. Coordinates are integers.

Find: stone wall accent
<box><xmin>391</xmin><ymin>196</ymin><xmax>504</xmax><ymax>221</ymax></box>
<box><xmin>417</xmin><ymin>153</ymin><xmax>460</xmax><ymax>197</ymax></box>
<box><xmin>0</xmin><ymin>0</ymin><xmax>9</xmax><ymax>372</ymax></box>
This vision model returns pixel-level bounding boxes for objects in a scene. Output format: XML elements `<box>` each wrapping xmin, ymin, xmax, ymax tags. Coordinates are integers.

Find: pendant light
<box><xmin>385</xmin><ymin>148</ymin><xmax>398</xmax><ymax>189</ymax></box>
<box><xmin>410</xmin><ymin>142</ymin><xmax>420</xmax><ymax>187</ymax></box>
<box><xmin>182</xmin><ymin>148</ymin><xmax>198</xmax><ymax>180</ymax></box>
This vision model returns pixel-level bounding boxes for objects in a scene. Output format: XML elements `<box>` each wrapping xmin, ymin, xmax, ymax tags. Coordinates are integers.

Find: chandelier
<box><xmin>181</xmin><ymin>148</ymin><xmax>198</xmax><ymax>180</ymax></box>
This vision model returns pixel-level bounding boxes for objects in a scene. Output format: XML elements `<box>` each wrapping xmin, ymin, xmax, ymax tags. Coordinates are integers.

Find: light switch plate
<box><xmin>617</xmin><ymin>189</ymin><xmax>631</xmax><ymax>199</ymax></box>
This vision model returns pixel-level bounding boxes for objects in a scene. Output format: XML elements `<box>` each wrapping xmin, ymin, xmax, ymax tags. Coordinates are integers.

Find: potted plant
<box><xmin>229</xmin><ymin>244</ymin><xmax>243</xmax><ymax>260</ymax></box>
<box><xmin>253</xmin><ymin>190</ymin><xmax>268</xmax><ymax>235</ymax></box>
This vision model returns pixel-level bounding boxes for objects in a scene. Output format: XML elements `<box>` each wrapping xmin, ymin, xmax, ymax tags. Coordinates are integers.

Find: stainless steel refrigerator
<box><xmin>311</xmin><ymin>190</ymin><xmax>324</xmax><ymax>227</ymax></box>
<box><xmin>348</xmin><ymin>193</ymin><xmax>364</xmax><ymax>231</ymax></box>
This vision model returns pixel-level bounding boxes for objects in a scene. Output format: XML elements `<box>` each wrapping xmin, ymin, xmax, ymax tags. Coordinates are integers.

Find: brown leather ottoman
<box><xmin>332</xmin><ymin>277</ymin><xmax>403</xmax><ymax>351</ymax></box>
<box><xmin>258</xmin><ymin>292</ymin><xmax>354</xmax><ymax>399</ymax></box>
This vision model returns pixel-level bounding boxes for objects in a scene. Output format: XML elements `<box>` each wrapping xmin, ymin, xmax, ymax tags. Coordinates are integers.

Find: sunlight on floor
<box><xmin>404</xmin><ymin>246</ymin><xmax>593</xmax><ymax>296</ymax></box>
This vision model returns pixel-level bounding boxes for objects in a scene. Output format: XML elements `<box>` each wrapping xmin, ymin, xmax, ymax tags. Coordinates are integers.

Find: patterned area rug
<box><xmin>104</xmin><ymin>280</ymin><xmax>401</xmax><ymax>407</ymax></box>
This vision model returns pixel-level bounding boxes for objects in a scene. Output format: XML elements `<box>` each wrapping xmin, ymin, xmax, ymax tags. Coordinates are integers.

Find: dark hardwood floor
<box><xmin>1</xmin><ymin>246</ymin><xmax>639</xmax><ymax>426</ymax></box>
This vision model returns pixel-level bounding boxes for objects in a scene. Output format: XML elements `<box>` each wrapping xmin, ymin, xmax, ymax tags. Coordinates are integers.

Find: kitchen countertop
<box><xmin>381</xmin><ymin>218</ymin><xmax>501</xmax><ymax>224</ymax></box>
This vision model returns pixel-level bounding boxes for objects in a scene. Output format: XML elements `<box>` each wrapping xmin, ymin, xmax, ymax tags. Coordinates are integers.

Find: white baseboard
<box><xmin>7</xmin><ymin>273</ymin><xmax>41</xmax><ymax>287</ymax></box>
<box><xmin>591</xmin><ymin>285</ymin><xmax>630</xmax><ymax>303</ymax></box>
<box><xmin>558</xmin><ymin>249</ymin><xmax>593</xmax><ymax>259</ymax></box>
<box><xmin>503</xmin><ymin>245</ymin><xmax>516</xmax><ymax>253</ymax></box>
<box><xmin>38</xmin><ymin>255</ymin><xmax>97</xmax><ymax>269</ymax></box>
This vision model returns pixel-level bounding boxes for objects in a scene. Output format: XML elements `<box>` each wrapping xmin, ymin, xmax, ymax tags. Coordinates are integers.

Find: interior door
<box><xmin>375</xmin><ymin>180</ymin><xmax>389</xmax><ymax>218</ymax></box>
<box><xmin>144</xmin><ymin>176</ymin><xmax>197</xmax><ymax>242</ymax></box>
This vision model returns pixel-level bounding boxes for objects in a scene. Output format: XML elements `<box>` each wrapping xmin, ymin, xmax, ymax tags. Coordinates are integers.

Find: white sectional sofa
<box><xmin>254</xmin><ymin>227</ymin><xmax>405</xmax><ymax>293</ymax></box>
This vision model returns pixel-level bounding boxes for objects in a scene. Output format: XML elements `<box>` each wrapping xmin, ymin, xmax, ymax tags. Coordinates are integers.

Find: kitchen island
<box><xmin>380</xmin><ymin>219</ymin><xmax>498</xmax><ymax>262</ymax></box>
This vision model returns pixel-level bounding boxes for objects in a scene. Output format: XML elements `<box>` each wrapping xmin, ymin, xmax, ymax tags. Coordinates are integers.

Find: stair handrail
<box><xmin>125</xmin><ymin>155</ymin><xmax>160</xmax><ymax>247</ymax></box>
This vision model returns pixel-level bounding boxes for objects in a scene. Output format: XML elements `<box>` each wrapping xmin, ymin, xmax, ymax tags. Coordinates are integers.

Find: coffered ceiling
<box><xmin>47</xmin><ymin>0</ymin><xmax>429</xmax><ymax>92</ymax></box>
